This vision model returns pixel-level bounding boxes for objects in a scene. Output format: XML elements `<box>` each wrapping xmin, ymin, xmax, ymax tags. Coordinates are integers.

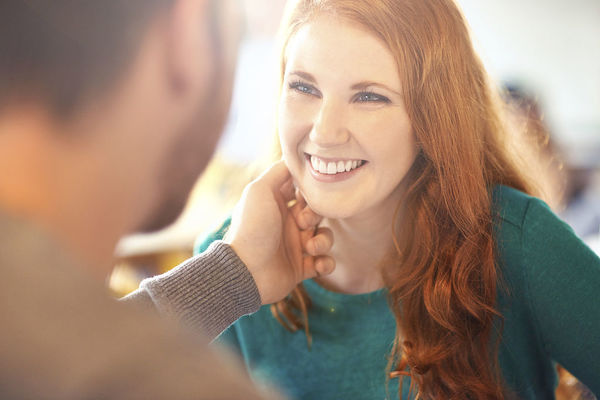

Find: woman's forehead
<box><xmin>284</xmin><ymin>15</ymin><xmax>402</xmax><ymax>91</ymax></box>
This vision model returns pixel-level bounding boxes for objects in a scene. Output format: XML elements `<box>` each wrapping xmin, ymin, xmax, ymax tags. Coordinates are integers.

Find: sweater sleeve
<box><xmin>122</xmin><ymin>241</ymin><xmax>261</xmax><ymax>341</ymax></box>
<box><xmin>521</xmin><ymin>198</ymin><xmax>600</xmax><ymax>395</ymax></box>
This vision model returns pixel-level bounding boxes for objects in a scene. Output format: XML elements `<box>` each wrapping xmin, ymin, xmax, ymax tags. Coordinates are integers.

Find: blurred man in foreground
<box><xmin>0</xmin><ymin>0</ymin><xmax>334</xmax><ymax>398</ymax></box>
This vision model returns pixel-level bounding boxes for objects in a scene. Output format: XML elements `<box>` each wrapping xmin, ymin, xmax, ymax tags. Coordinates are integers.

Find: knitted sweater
<box><xmin>197</xmin><ymin>185</ymin><xmax>600</xmax><ymax>399</ymax></box>
<box><xmin>126</xmin><ymin>240</ymin><xmax>262</xmax><ymax>340</ymax></box>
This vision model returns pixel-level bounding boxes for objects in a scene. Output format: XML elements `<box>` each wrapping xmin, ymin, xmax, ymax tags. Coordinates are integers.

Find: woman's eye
<box><xmin>288</xmin><ymin>81</ymin><xmax>319</xmax><ymax>96</ymax></box>
<box><xmin>355</xmin><ymin>92</ymin><xmax>390</xmax><ymax>103</ymax></box>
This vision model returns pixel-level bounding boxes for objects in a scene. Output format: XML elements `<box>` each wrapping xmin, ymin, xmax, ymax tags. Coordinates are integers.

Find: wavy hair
<box><xmin>271</xmin><ymin>0</ymin><xmax>544</xmax><ymax>398</ymax></box>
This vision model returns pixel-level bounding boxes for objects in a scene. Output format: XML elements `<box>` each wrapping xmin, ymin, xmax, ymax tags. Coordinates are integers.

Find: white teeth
<box><xmin>327</xmin><ymin>162</ymin><xmax>337</xmax><ymax>174</ymax></box>
<box><xmin>309</xmin><ymin>155</ymin><xmax>365</xmax><ymax>175</ymax></box>
<box><xmin>319</xmin><ymin>160</ymin><xmax>327</xmax><ymax>174</ymax></box>
<box><xmin>311</xmin><ymin>155</ymin><xmax>319</xmax><ymax>170</ymax></box>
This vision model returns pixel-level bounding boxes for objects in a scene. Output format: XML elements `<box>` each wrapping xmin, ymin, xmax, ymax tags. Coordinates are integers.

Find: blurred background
<box><xmin>110</xmin><ymin>2</ymin><xmax>599</xmax><ymax>396</ymax></box>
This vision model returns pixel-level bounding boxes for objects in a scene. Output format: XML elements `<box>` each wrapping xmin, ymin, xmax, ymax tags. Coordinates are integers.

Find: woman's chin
<box><xmin>295</xmin><ymin>178</ymin><xmax>363</xmax><ymax>220</ymax></box>
<box><xmin>303</xmin><ymin>197</ymin><xmax>358</xmax><ymax>221</ymax></box>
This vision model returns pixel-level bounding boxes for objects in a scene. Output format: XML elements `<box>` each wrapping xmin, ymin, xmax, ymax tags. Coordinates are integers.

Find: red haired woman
<box><xmin>198</xmin><ymin>0</ymin><xmax>600</xmax><ymax>398</ymax></box>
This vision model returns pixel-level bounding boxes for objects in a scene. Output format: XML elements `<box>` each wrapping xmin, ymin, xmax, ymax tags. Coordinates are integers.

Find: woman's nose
<box><xmin>309</xmin><ymin>99</ymin><xmax>350</xmax><ymax>147</ymax></box>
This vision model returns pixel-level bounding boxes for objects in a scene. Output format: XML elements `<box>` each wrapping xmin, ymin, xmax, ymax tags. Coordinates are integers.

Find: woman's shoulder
<box><xmin>491</xmin><ymin>185</ymin><xmax>578</xmax><ymax>284</ymax></box>
<box><xmin>490</xmin><ymin>184</ymin><xmax>588</xmax><ymax>247</ymax></box>
<box><xmin>491</xmin><ymin>188</ymin><xmax>600</xmax><ymax>395</ymax></box>
<box><xmin>491</xmin><ymin>184</ymin><xmax>544</xmax><ymax>229</ymax></box>
<box><xmin>490</xmin><ymin>184</ymin><xmax>573</xmax><ymax>247</ymax></box>
<box><xmin>491</xmin><ymin>184</ymin><xmax>600</xmax><ymax>288</ymax></box>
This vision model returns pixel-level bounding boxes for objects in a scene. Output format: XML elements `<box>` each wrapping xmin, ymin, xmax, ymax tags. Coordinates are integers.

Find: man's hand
<box><xmin>224</xmin><ymin>160</ymin><xmax>335</xmax><ymax>305</ymax></box>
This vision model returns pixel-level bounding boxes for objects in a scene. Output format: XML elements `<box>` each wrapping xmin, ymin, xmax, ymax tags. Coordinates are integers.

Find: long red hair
<box><xmin>272</xmin><ymin>0</ymin><xmax>544</xmax><ymax>398</ymax></box>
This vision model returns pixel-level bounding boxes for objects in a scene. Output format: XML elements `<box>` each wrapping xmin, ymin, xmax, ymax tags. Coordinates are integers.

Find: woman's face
<box><xmin>279</xmin><ymin>16</ymin><xmax>417</xmax><ymax>220</ymax></box>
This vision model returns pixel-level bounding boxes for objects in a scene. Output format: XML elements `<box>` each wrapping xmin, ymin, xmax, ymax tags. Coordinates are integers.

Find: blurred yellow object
<box><xmin>109</xmin><ymin>262</ymin><xmax>144</xmax><ymax>297</ymax></box>
<box><xmin>109</xmin><ymin>250</ymin><xmax>192</xmax><ymax>297</ymax></box>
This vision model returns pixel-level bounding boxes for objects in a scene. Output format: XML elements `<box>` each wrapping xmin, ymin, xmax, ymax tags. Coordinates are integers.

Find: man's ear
<box><xmin>164</xmin><ymin>0</ymin><xmax>213</xmax><ymax>98</ymax></box>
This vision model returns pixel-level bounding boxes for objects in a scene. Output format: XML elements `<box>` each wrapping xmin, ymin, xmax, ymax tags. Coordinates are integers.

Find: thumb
<box><xmin>254</xmin><ymin>160</ymin><xmax>291</xmax><ymax>190</ymax></box>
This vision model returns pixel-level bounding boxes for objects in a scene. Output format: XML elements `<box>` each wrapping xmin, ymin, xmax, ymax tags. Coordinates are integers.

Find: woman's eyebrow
<box><xmin>289</xmin><ymin>70</ymin><xmax>318</xmax><ymax>83</ymax></box>
<box><xmin>351</xmin><ymin>81</ymin><xmax>401</xmax><ymax>96</ymax></box>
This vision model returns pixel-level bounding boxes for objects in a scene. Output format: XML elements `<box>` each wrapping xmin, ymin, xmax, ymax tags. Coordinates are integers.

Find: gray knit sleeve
<box><xmin>122</xmin><ymin>241</ymin><xmax>261</xmax><ymax>340</ymax></box>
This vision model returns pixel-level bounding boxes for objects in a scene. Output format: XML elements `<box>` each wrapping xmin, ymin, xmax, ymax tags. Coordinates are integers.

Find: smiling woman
<box><xmin>200</xmin><ymin>0</ymin><xmax>600</xmax><ymax>399</ymax></box>
<box><xmin>279</xmin><ymin>16</ymin><xmax>417</xmax><ymax>221</ymax></box>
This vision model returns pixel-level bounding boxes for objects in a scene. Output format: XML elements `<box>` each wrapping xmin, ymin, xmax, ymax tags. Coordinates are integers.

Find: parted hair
<box><xmin>272</xmin><ymin>0</ymin><xmax>543</xmax><ymax>399</ymax></box>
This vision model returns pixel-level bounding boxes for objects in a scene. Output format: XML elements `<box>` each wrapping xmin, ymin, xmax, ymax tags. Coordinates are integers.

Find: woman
<box><xmin>199</xmin><ymin>0</ymin><xmax>600</xmax><ymax>398</ymax></box>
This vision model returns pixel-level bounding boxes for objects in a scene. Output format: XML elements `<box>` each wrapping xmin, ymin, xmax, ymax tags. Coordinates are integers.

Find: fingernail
<box><xmin>309</xmin><ymin>238</ymin><xmax>320</xmax><ymax>254</ymax></box>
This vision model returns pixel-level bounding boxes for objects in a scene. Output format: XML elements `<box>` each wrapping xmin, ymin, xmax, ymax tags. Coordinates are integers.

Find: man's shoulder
<box><xmin>0</xmin><ymin>212</ymin><xmax>269</xmax><ymax>399</ymax></box>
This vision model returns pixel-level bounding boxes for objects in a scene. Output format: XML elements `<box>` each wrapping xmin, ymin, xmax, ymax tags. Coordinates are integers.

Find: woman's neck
<box><xmin>314</xmin><ymin>197</ymin><xmax>402</xmax><ymax>295</ymax></box>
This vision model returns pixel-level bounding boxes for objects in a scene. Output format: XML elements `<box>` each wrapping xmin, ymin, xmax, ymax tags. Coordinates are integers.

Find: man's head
<box><xmin>0</xmin><ymin>0</ymin><xmax>241</xmax><ymax>273</ymax></box>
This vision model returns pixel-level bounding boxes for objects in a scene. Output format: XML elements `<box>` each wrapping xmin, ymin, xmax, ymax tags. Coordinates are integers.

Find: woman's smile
<box><xmin>304</xmin><ymin>152</ymin><xmax>368</xmax><ymax>183</ymax></box>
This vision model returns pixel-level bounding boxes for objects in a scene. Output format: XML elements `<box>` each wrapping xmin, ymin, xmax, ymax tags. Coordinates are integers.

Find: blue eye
<box><xmin>289</xmin><ymin>80</ymin><xmax>320</xmax><ymax>96</ymax></box>
<box><xmin>355</xmin><ymin>92</ymin><xmax>390</xmax><ymax>103</ymax></box>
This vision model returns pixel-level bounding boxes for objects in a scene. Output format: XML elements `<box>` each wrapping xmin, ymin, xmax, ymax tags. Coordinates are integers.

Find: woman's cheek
<box><xmin>279</xmin><ymin>100</ymin><xmax>313</xmax><ymax>156</ymax></box>
<box><xmin>278</xmin><ymin>127</ymin><xmax>302</xmax><ymax>183</ymax></box>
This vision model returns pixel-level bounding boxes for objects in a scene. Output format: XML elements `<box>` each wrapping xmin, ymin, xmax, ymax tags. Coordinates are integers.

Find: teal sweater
<box><xmin>196</xmin><ymin>185</ymin><xmax>600</xmax><ymax>399</ymax></box>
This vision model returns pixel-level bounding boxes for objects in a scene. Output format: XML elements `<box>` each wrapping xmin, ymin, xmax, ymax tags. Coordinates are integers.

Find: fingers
<box><xmin>299</xmin><ymin>226</ymin><xmax>334</xmax><ymax>281</ymax></box>
<box><xmin>305</xmin><ymin>227</ymin><xmax>333</xmax><ymax>256</ymax></box>
<box><xmin>314</xmin><ymin>256</ymin><xmax>336</xmax><ymax>276</ymax></box>
<box><xmin>294</xmin><ymin>187</ymin><xmax>307</xmax><ymax>208</ymax></box>
<box><xmin>251</xmin><ymin>160</ymin><xmax>293</xmax><ymax>216</ymax></box>
<box><xmin>293</xmin><ymin>189</ymin><xmax>324</xmax><ymax>230</ymax></box>
<box><xmin>280</xmin><ymin>178</ymin><xmax>295</xmax><ymax>203</ymax></box>
<box><xmin>302</xmin><ymin>255</ymin><xmax>335</xmax><ymax>280</ymax></box>
<box><xmin>290</xmin><ymin>198</ymin><xmax>303</xmax><ymax>223</ymax></box>
<box><xmin>255</xmin><ymin>160</ymin><xmax>291</xmax><ymax>189</ymax></box>
<box><xmin>298</xmin><ymin>207</ymin><xmax>323</xmax><ymax>230</ymax></box>
<box><xmin>257</xmin><ymin>162</ymin><xmax>323</xmax><ymax>230</ymax></box>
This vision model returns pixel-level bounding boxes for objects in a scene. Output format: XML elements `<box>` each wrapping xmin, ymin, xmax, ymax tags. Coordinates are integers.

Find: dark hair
<box><xmin>0</xmin><ymin>0</ymin><xmax>172</xmax><ymax>117</ymax></box>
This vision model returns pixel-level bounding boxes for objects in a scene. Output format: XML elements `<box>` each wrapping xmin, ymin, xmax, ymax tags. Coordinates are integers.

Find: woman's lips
<box><xmin>304</xmin><ymin>153</ymin><xmax>367</xmax><ymax>182</ymax></box>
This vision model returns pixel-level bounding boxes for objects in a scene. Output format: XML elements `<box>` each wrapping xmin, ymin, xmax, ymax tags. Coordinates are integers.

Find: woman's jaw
<box><xmin>284</xmin><ymin>151</ymin><xmax>408</xmax><ymax>225</ymax></box>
